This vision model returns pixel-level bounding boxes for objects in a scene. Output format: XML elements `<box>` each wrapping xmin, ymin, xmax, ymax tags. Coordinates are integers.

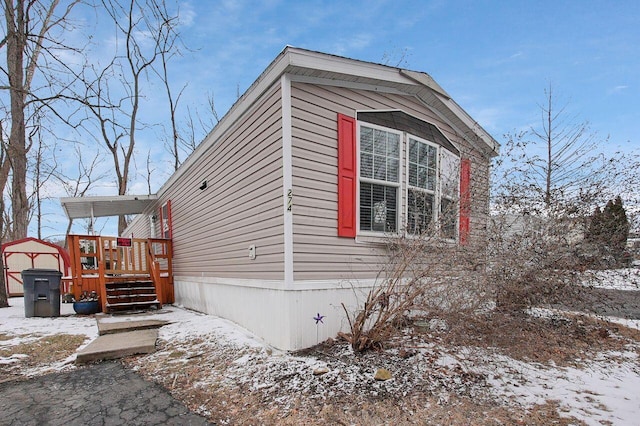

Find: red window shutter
<box><xmin>337</xmin><ymin>113</ymin><xmax>357</xmax><ymax>238</ymax></box>
<box><xmin>459</xmin><ymin>158</ymin><xmax>471</xmax><ymax>244</ymax></box>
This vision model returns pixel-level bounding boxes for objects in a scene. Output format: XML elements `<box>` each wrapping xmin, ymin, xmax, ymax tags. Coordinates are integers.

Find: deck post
<box><xmin>96</xmin><ymin>238</ymin><xmax>108</xmax><ymax>312</ymax></box>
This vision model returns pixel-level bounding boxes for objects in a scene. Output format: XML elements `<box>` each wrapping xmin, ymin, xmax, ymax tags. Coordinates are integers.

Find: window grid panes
<box><xmin>359</xmin><ymin>125</ymin><xmax>400</xmax><ymax>234</ymax></box>
<box><xmin>408</xmin><ymin>138</ymin><xmax>437</xmax><ymax>191</ymax></box>
<box><xmin>407</xmin><ymin>138</ymin><xmax>438</xmax><ymax>235</ymax></box>
<box><xmin>439</xmin><ymin>150</ymin><xmax>460</xmax><ymax>239</ymax></box>
<box><xmin>440</xmin><ymin>198</ymin><xmax>457</xmax><ymax>239</ymax></box>
<box><xmin>360</xmin><ymin>182</ymin><xmax>397</xmax><ymax>232</ymax></box>
<box><xmin>360</xmin><ymin>127</ymin><xmax>400</xmax><ymax>183</ymax></box>
<box><xmin>358</xmin><ymin>121</ymin><xmax>459</xmax><ymax>239</ymax></box>
<box><xmin>407</xmin><ymin>189</ymin><xmax>434</xmax><ymax>235</ymax></box>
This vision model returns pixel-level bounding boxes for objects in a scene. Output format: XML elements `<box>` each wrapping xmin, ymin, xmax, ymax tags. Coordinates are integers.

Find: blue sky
<box><xmin>37</xmin><ymin>0</ymin><xmax>640</xmax><ymax>239</ymax></box>
<box><xmin>173</xmin><ymin>0</ymin><xmax>639</xmax><ymax>143</ymax></box>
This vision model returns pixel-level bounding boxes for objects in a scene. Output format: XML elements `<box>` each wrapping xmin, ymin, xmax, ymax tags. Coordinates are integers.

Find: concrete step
<box><xmin>75</xmin><ymin>314</ymin><xmax>170</xmax><ymax>364</ymax></box>
<box><xmin>76</xmin><ymin>329</ymin><xmax>158</xmax><ymax>364</ymax></box>
<box><xmin>97</xmin><ymin>318</ymin><xmax>169</xmax><ymax>335</ymax></box>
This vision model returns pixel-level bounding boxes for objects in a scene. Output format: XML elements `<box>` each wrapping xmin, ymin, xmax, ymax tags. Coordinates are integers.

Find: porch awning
<box><xmin>60</xmin><ymin>195</ymin><xmax>158</xmax><ymax>219</ymax></box>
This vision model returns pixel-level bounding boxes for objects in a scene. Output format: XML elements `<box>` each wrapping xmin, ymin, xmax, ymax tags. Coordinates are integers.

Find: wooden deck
<box><xmin>66</xmin><ymin>235</ymin><xmax>174</xmax><ymax>313</ymax></box>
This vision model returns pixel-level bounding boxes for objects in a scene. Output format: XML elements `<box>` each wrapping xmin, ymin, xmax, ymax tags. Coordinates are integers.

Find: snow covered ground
<box><xmin>0</xmin><ymin>268</ymin><xmax>638</xmax><ymax>425</ymax></box>
<box><xmin>583</xmin><ymin>267</ymin><xmax>640</xmax><ymax>290</ymax></box>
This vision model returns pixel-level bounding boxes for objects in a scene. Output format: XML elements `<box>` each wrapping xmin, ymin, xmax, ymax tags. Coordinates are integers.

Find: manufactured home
<box><xmin>62</xmin><ymin>47</ymin><xmax>499</xmax><ymax>350</ymax></box>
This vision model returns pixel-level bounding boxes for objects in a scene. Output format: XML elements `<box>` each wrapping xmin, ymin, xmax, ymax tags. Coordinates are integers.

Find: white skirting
<box><xmin>174</xmin><ymin>276</ymin><xmax>376</xmax><ymax>350</ymax></box>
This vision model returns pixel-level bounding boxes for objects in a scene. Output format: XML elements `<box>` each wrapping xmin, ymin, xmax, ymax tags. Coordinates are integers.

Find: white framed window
<box><xmin>407</xmin><ymin>136</ymin><xmax>438</xmax><ymax>235</ymax></box>
<box><xmin>358</xmin><ymin>124</ymin><xmax>401</xmax><ymax>233</ymax></box>
<box><xmin>357</xmin><ymin>119</ymin><xmax>460</xmax><ymax>239</ymax></box>
<box><xmin>438</xmin><ymin>149</ymin><xmax>461</xmax><ymax>239</ymax></box>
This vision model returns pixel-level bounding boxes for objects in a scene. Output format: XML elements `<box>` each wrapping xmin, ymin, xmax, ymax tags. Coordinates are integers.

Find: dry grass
<box><xmin>430</xmin><ymin>311</ymin><xmax>640</xmax><ymax>366</ymax></box>
<box><xmin>1</xmin><ymin>302</ymin><xmax>635</xmax><ymax>424</ymax></box>
<box><xmin>0</xmin><ymin>333</ymin><xmax>87</xmax><ymax>379</ymax></box>
<box><xmin>0</xmin><ymin>333</ymin><xmax>15</xmax><ymax>342</ymax></box>
<box><xmin>127</xmin><ymin>350</ymin><xmax>587</xmax><ymax>425</ymax></box>
<box><xmin>119</xmin><ymin>308</ymin><xmax>640</xmax><ymax>425</ymax></box>
<box><xmin>194</xmin><ymin>393</ymin><xmax>581</xmax><ymax>425</ymax></box>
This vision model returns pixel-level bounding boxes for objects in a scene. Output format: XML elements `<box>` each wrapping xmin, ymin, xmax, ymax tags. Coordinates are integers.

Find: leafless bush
<box><xmin>340</xmin><ymin>226</ymin><xmax>492</xmax><ymax>352</ymax></box>
<box><xmin>486</xmin><ymin>213</ymin><xmax>586</xmax><ymax>312</ymax></box>
<box><xmin>488</xmin><ymin>87</ymin><xmax>639</xmax><ymax>311</ymax></box>
<box><xmin>340</xmin><ymin>88</ymin><xmax>639</xmax><ymax>352</ymax></box>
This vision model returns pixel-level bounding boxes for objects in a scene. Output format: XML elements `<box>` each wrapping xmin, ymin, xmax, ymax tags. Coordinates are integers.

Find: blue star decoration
<box><xmin>313</xmin><ymin>313</ymin><xmax>325</xmax><ymax>324</ymax></box>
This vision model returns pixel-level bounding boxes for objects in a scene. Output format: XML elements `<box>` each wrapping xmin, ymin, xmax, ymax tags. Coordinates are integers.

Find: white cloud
<box><xmin>608</xmin><ymin>85</ymin><xmax>629</xmax><ymax>95</ymax></box>
<box><xmin>177</xmin><ymin>2</ymin><xmax>197</xmax><ymax>27</ymax></box>
<box><xmin>332</xmin><ymin>33</ymin><xmax>374</xmax><ymax>56</ymax></box>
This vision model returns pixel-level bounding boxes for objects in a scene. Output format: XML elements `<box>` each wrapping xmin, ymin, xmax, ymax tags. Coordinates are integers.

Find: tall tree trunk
<box><xmin>5</xmin><ymin>0</ymin><xmax>29</xmax><ymax>240</ymax></box>
<box><xmin>0</xmin><ymin>196</ymin><xmax>9</xmax><ymax>308</ymax></box>
<box><xmin>544</xmin><ymin>88</ymin><xmax>553</xmax><ymax>210</ymax></box>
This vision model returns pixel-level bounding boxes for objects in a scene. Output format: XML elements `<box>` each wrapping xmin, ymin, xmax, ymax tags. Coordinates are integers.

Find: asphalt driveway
<box><xmin>0</xmin><ymin>361</ymin><xmax>212</xmax><ymax>426</ymax></box>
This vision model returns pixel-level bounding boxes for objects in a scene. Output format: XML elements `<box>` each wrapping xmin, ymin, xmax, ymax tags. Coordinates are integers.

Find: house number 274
<box><xmin>287</xmin><ymin>189</ymin><xmax>293</xmax><ymax>211</ymax></box>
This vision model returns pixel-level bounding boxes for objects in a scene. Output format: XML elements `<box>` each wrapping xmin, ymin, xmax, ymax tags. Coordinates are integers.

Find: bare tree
<box><xmin>145</xmin><ymin>149</ymin><xmax>154</xmax><ymax>194</ymax></box>
<box><xmin>495</xmin><ymin>85</ymin><xmax>639</xmax><ymax>218</ymax></box>
<box><xmin>1</xmin><ymin>0</ymin><xmax>82</xmax><ymax>240</ymax></box>
<box><xmin>381</xmin><ymin>47</ymin><xmax>410</xmax><ymax>68</ymax></box>
<box><xmin>152</xmin><ymin>15</ymin><xmax>186</xmax><ymax>172</ymax></box>
<box><xmin>0</xmin><ymin>120</ymin><xmax>10</xmax><ymax>307</ymax></box>
<box><xmin>0</xmin><ymin>120</ymin><xmax>12</xmax><ymax>237</ymax></box>
<box><xmin>77</xmin><ymin>0</ymin><xmax>180</xmax><ymax>234</ymax></box>
<box><xmin>28</xmin><ymin>120</ymin><xmax>47</xmax><ymax>239</ymax></box>
<box><xmin>490</xmin><ymin>86</ymin><xmax>640</xmax><ymax>308</ymax></box>
<box><xmin>54</xmin><ymin>145</ymin><xmax>107</xmax><ymax>244</ymax></box>
<box><xmin>163</xmin><ymin>90</ymin><xmax>220</xmax><ymax>171</ymax></box>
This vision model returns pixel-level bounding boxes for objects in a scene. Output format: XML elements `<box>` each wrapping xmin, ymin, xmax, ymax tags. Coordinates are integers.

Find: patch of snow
<box><xmin>157</xmin><ymin>305</ymin><xmax>268</xmax><ymax>351</ymax></box>
<box><xmin>483</xmin><ymin>353</ymin><xmax>640</xmax><ymax>426</ymax></box>
<box><xmin>582</xmin><ymin>268</ymin><xmax>640</xmax><ymax>290</ymax></box>
<box><xmin>0</xmin><ymin>353</ymin><xmax>28</xmax><ymax>364</ymax></box>
<box><xmin>0</xmin><ymin>297</ymin><xmax>98</xmax><ymax>340</ymax></box>
<box><xmin>2</xmin><ymin>295</ymin><xmax>639</xmax><ymax>424</ymax></box>
<box><xmin>232</xmin><ymin>354</ymin><xmax>252</xmax><ymax>365</ymax></box>
<box><xmin>607</xmin><ymin>317</ymin><xmax>640</xmax><ymax>331</ymax></box>
<box><xmin>528</xmin><ymin>306</ymin><xmax>640</xmax><ymax>331</ymax></box>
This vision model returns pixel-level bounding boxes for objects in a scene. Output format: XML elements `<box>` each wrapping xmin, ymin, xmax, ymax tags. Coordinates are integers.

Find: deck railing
<box><xmin>66</xmin><ymin>234</ymin><xmax>174</xmax><ymax>312</ymax></box>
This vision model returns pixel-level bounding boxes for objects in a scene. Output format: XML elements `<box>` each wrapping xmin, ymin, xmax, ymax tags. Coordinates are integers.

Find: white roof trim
<box><xmin>60</xmin><ymin>195</ymin><xmax>158</xmax><ymax>219</ymax></box>
<box><xmin>158</xmin><ymin>46</ymin><xmax>501</xmax><ymax>197</ymax></box>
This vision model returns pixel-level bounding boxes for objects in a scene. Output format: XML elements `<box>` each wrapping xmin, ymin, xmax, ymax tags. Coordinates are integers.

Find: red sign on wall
<box><xmin>116</xmin><ymin>237</ymin><xmax>132</xmax><ymax>247</ymax></box>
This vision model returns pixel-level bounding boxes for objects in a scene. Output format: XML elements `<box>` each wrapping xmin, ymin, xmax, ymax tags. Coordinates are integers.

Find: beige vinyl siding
<box><xmin>126</xmin><ymin>210</ymin><xmax>153</xmax><ymax>239</ymax></box>
<box><xmin>159</xmin><ymin>84</ymin><xmax>285</xmax><ymax>280</ymax></box>
<box><xmin>290</xmin><ymin>82</ymin><xmax>491</xmax><ymax>281</ymax></box>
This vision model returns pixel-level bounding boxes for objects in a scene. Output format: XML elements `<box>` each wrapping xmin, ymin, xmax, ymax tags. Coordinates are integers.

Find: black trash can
<box><xmin>22</xmin><ymin>268</ymin><xmax>62</xmax><ymax>318</ymax></box>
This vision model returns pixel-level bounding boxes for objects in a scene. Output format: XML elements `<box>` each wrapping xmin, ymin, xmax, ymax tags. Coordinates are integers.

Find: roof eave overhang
<box><xmin>60</xmin><ymin>195</ymin><xmax>158</xmax><ymax>220</ymax></box>
<box><xmin>399</xmin><ymin>69</ymin><xmax>500</xmax><ymax>157</ymax></box>
<box><xmin>160</xmin><ymin>47</ymin><xmax>500</xmax><ymax>195</ymax></box>
<box><xmin>283</xmin><ymin>49</ymin><xmax>500</xmax><ymax>157</ymax></box>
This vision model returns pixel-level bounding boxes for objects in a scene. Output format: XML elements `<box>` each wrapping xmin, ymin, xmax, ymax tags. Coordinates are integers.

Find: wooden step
<box><xmin>104</xmin><ymin>279</ymin><xmax>160</xmax><ymax>313</ymax></box>
<box><xmin>107</xmin><ymin>300</ymin><xmax>160</xmax><ymax>308</ymax></box>
<box><xmin>107</xmin><ymin>293</ymin><xmax>156</xmax><ymax>299</ymax></box>
<box><xmin>105</xmin><ymin>300</ymin><xmax>161</xmax><ymax>313</ymax></box>
<box><xmin>106</xmin><ymin>281</ymin><xmax>154</xmax><ymax>289</ymax></box>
